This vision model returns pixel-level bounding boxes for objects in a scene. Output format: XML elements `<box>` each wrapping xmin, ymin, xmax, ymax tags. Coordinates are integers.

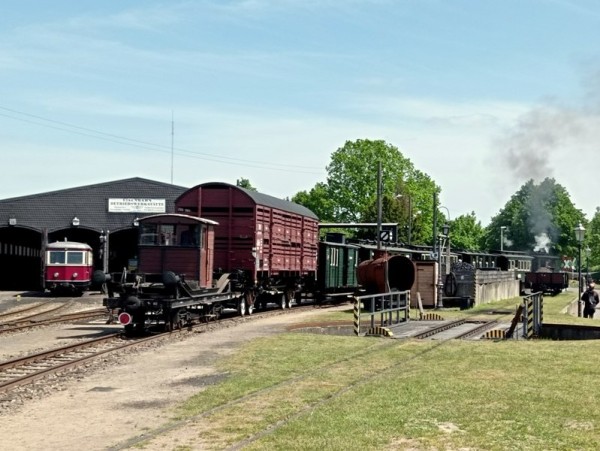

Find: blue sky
<box><xmin>2</xmin><ymin>0</ymin><xmax>600</xmax><ymax>226</ymax></box>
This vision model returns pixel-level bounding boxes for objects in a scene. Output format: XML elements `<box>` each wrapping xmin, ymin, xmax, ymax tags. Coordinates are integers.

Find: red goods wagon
<box><xmin>175</xmin><ymin>182</ymin><xmax>319</xmax><ymax>290</ymax></box>
<box><xmin>524</xmin><ymin>269</ymin><xmax>569</xmax><ymax>295</ymax></box>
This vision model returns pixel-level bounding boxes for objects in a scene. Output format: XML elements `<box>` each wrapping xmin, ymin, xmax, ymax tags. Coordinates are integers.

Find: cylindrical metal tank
<box><xmin>357</xmin><ymin>254</ymin><xmax>416</xmax><ymax>293</ymax></box>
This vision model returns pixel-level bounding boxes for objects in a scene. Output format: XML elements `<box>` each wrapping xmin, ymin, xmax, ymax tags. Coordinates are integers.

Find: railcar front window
<box><xmin>67</xmin><ymin>252</ymin><xmax>84</xmax><ymax>264</ymax></box>
<box><xmin>49</xmin><ymin>251</ymin><xmax>65</xmax><ymax>264</ymax></box>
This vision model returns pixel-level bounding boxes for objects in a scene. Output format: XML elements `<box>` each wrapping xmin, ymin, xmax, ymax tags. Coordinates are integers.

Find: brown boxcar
<box><xmin>524</xmin><ymin>269</ymin><xmax>569</xmax><ymax>295</ymax></box>
<box><xmin>175</xmin><ymin>182</ymin><xmax>319</xmax><ymax>292</ymax></box>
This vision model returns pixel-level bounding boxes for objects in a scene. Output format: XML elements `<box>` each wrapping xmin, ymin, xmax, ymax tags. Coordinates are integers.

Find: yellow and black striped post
<box><xmin>524</xmin><ymin>298</ymin><xmax>534</xmax><ymax>338</ymax></box>
<box><xmin>353</xmin><ymin>297</ymin><xmax>360</xmax><ymax>336</ymax></box>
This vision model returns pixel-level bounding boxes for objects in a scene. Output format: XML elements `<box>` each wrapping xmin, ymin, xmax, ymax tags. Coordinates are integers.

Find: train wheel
<box><xmin>279</xmin><ymin>293</ymin><xmax>286</xmax><ymax>309</ymax></box>
<box><xmin>295</xmin><ymin>291</ymin><xmax>302</xmax><ymax>306</ymax></box>
<box><xmin>285</xmin><ymin>289</ymin><xmax>294</xmax><ymax>309</ymax></box>
<box><xmin>245</xmin><ymin>293</ymin><xmax>254</xmax><ymax>315</ymax></box>
<box><xmin>237</xmin><ymin>297</ymin><xmax>247</xmax><ymax>316</ymax></box>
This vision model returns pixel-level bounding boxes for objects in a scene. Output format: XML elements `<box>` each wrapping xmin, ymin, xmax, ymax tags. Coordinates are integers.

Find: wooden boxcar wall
<box><xmin>137</xmin><ymin>218</ymin><xmax>214</xmax><ymax>288</ymax></box>
<box><xmin>175</xmin><ymin>183</ymin><xmax>318</xmax><ymax>279</ymax></box>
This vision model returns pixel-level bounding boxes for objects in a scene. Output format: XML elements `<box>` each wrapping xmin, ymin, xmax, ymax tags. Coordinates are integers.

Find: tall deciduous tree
<box><xmin>291</xmin><ymin>182</ymin><xmax>336</xmax><ymax>222</ymax></box>
<box><xmin>448</xmin><ymin>213</ymin><xmax>485</xmax><ymax>251</ymax></box>
<box><xmin>295</xmin><ymin>139</ymin><xmax>440</xmax><ymax>245</ymax></box>
<box><xmin>483</xmin><ymin>178</ymin><xmax>586</xmax><ymax>257</ymax></box>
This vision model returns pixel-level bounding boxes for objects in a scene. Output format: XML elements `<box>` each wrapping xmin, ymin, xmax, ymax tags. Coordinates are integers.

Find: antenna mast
<box><xmin>170</xmin><ymin>111</ymin><xmax>174</xmax><ymax>184</ymax></box>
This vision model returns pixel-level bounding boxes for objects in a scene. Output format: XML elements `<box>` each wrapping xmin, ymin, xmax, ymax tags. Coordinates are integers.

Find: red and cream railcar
<box><xmin>175</xmin><ymin>182</ymin><xmax>319</xmax><ymax>307</ymax></box>
<box><xmin>45</xmin><ymin>240</ymin><xmax>94</xmax><ymax>296</ymax></box>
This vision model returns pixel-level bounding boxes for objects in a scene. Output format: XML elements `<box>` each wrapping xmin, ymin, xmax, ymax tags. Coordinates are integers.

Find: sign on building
<box><xmin>108</xmin><ymin>198</ymin><xmax>166</xmax><ymax>213</ymax></box>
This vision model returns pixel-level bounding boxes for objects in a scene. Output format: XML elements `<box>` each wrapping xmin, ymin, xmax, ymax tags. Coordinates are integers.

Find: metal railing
<box><xmin>353</xmin><ymin>291</ymin><xmax>410</xmax><ymax>336</ymax></box>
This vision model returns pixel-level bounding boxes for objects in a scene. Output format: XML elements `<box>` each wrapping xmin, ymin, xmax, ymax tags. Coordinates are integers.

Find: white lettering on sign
<box><xmin>108</xmin><ymin>198</ymin><xmax>166</xmax><ymax>213</ymax></box>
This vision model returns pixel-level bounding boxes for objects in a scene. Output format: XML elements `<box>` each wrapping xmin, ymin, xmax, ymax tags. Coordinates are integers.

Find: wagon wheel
<box><xmin>285</xmin><ymin>289</ymin><xmax>294</xmax><ymax>309</ymax></box>
<box><xmin>166</xmin><ymin>309</ymin><xmax>186</xmax><ymax>332</ymax></box>
<box><xmin>237</xmin><ymin>297</ymin><xmax>247</xmax><ymax>316</ymax></box>
<box><xmin>245</xmin><ymin>292</ymin><xmax>254</xmax><ymax>315</ymax></box>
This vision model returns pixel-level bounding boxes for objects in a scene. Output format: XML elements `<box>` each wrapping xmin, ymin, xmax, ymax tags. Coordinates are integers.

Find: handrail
<box><xmin>353</xmin><ymin>291</ymin><xmax>410</xmax><ymax>335</ymax></box>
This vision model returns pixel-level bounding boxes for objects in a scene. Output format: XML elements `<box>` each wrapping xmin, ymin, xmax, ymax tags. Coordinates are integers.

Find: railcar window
<box><xmin>67</xmin><ymin>252</ymin><xmax>84</xmax><ymax>264</ymax></box>
<box><xmin>49</xmin><ymin>251</ymin><xmax>65</xmax><ymax>264</ymax></box>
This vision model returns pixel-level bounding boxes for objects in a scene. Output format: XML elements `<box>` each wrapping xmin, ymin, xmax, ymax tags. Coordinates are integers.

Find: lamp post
<box><xmin>586</xmin><ymin>247</ymin><xmax>591</xmax><ymax>281</ymax></box>
<box><xmin>574</xmin><ymin>223</ymin><xmax>585</xmax><ymax>317</ymax></box>
<box><xmin>500</xmin><ymin>226</ymin><xmax>508</xmax><ymax>252</ymax></box>
<box><xmin>437</xmin><ymin>223</ymin><xmax>450</xmax><ymax>309</ymax></box>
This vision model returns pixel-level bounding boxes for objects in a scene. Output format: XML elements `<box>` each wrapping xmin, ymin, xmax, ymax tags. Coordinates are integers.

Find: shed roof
<box><xmin>0</xmin><ymin>177</ymin><xmax>187</xmax><ymax>232</ymax></box>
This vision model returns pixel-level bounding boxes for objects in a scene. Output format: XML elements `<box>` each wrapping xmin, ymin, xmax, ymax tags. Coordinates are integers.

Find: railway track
<box><xmin>0</xmin><ymin>302</ymin><xmax>322</xmax><ymax>396</ymax></box>
<box><xmin>412</xmin><ymin>318</ymin><xmax>502</xmax><ymax>340</ymax></box>
<box><xmin>0</xmin><ymin>301</ymin><xmax>68</xmax><ymax>322</ymax></box>
<box><xmin>0</xmin><ymin>308</ymin><xmax>108</xmax><ymax>335</ymax></box>
<box><xmin>0</xmin><ymin>333</ymin><xmax>131</xmax><ymax>393</ymax></box>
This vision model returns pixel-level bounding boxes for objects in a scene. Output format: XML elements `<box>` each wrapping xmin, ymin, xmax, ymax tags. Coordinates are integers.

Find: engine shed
<box><xmin>0</xmin><ymin>177</ymin><xmax>186</xmax><ymax>290</ymax></box>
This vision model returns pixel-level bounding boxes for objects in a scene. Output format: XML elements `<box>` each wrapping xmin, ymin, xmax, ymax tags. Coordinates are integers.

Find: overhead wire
<box><xmin>0</xmin><ymin>105</ymin><xmax>325</xmax><ymax>175</ymax></box>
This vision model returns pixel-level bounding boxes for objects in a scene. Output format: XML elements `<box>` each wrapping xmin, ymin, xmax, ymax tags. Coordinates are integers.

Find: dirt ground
<box><xmin>0</xmin><ymin>295</ymin><xmax>348</xmax><ymax>451</ymax></box>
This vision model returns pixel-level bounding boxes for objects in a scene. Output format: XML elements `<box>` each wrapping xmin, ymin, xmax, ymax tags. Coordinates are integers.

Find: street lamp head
<box><xmin>574</xmin><ymin>223</ymin><xmax>585</xmax><ymax>243</ymax></box>
<box><xmin>442</xmin><ymin>223</ymin><xmax>450</xmax><ymax>236</ymax></box>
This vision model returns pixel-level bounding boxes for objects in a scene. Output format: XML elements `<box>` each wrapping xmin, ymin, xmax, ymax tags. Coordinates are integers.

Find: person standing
<box><xmin>581</xmin><ymin>282</ymin><xmax>600</xmax><ymax>319</ymax></box>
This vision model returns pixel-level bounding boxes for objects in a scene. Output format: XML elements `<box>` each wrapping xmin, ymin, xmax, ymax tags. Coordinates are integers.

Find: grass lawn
<box><xmin>151</xmin><ymin>288</ymin><xmax>600</xmax><ymax>450</ymax></box>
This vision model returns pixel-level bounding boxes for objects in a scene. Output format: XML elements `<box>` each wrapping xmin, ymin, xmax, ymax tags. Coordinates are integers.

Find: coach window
<box><xmin>139</xmin><ymin>223</ymin><xmax>159</xmax><ymax>245</ymax></box>
<box><xmin>160</xmin><ymin>224</ymin><xmax>175</xmax><ymax>246</ymax></box>
<box><xmin>179</xmin><ymin>224</ymin><xmax>200</xmax><ymax>246</ymax></box>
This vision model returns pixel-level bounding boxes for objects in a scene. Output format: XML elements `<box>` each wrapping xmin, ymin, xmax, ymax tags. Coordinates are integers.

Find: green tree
<box><xmin>236</xmin><ymin>178</ymin><xmax>257</xmax><ymax>191</ymax></box>
<box><xmin>448</xmin><ymin>213</ymin><xmax>485</xmax><ymax>251</ymax></box>
<box><xmin>585</xmin><ymin>207</ymin><xmax>600</xmax><ymax>271</ymax></box>
<box><xmin>483</xmin><ymin>178</ymin><xmax>586</xmax><ymax>256</ymax></box>
<box><xmin>291</xmin><ymin>182</ymin><xmax>336</xmax><ymax>222</ymax></box>
<box><xmin>297</xmin><ymin>139</ymin><xmax>439</xmax><ymax>245</ymax></box>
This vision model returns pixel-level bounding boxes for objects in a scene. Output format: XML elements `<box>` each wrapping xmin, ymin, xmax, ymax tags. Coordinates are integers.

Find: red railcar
<box><xmin>45</xmin><ymin>240</ymin><xmax>93</xmax><ymax>296</ymax></box>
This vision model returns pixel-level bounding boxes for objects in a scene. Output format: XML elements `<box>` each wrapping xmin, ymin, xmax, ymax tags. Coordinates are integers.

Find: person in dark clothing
<box><xmin>581</xmin><ymin>282</ymin><xmax>600</xmax><ymax>319</ymax></box>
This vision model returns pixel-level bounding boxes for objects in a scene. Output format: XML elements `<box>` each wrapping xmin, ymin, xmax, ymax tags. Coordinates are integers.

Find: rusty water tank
<box><xmin>357</xmin><ymin>254</ymin><xmax>416</xmax><ymax>294</ymax></box>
